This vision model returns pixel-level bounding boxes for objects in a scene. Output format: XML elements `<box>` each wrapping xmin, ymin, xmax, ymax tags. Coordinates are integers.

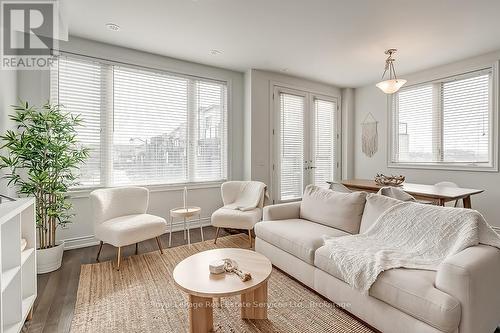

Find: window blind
<box><xmin>113</xmin><ymin>66</ymin><xmax>189</xmax><ymax>185</ymax></box>
<box><xmin>391</xmin><ymin>68</ymin><xmax>493</xmax><ymax>168</ymax></box>
<box><xmin>193</xmin><ymin>81</ymin><xmax>228</xmax><ymax>182</ymax></box>
<box><xmin>52</xmin><ymin>55</ymin><xmax>228</xmax><ymax>188</ymax></box>
<box><xmin>52</xmin><ymin>56</ymin><xmax>107</xmax><ymax>187</ymax></box>
<box><xmin>280</xmin><ymin>93</ymin><xmax>304</xmax><ymax>201</ymax></box>
<box><xmin>314</xmin><ymin>99</ymin><xmax>336</xmax><ymax>188</ymax></box>
<box><xmin>442</xmin><ymin>73</ymin><xmax>490</xmax><ymax>163</ymax></box>
<box><xmin>392</xmin><ymin>84</ymin><xmax>434</xmax><ymax>163</ymax></box>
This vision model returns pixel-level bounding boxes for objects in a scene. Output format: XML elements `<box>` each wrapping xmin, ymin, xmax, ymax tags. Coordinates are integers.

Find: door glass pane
<box><xmin>314</xmin><ymin>99</ymin><xmax>336</xmax><ymax>188</ymax></box>
<box><xmin>280</xmin><ymin>93</ymin><xmax>305</xmax><ymax>200</ymax></box>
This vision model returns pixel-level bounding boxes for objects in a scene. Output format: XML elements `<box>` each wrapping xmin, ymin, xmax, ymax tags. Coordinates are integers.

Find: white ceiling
<box><xmin>64</xmin><ymin>0</ymin><xmax>500</xmax><ymax>87</ymax></box>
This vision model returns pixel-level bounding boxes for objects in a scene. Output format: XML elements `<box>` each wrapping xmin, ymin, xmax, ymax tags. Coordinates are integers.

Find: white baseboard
<box><xmin>62</xmin><ymin>218</ymin><xmax>213</xmax><ymax>250</ymax></box>
<box><xmin>63</xmin><ymin>235</ymin><xmax>101</xmax><ymax>250</ymax></box>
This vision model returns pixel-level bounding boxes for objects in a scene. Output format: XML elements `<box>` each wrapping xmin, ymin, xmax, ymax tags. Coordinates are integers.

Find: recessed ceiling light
<box><xmin>105</xmin><ymin>23</ymin><xmax>121</xmax><ymax>31</ymax></box>
<box><xmin>281</xmin><ymin>68</ymin><xmax>289</xmax><ymax>72</ymax></box>
<box><xmin>209</xmin><ymin>49</ymin><xmax>222</xmax><ymax>55</ymax></box>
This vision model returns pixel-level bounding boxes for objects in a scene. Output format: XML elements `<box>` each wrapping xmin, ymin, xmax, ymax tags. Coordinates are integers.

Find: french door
<box><xmin>273</xmin><ymin>86</ymin><xmax>340</xmax><ymax>203</ymax></box>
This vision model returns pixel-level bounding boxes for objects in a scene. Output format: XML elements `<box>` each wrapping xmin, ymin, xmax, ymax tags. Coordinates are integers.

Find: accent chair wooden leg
<box><xmin>214</xmin><ymin>227</ymin><xmax>220</xmax><ymax>244</ymax></box>
<box><xmin>169</xmin><ymin>216</ymin><xmax>173</xmax><ymax>247</ymax></box>
<box><xmin>199</xmin><ymin>213</ymin><xmax>204</xmax><ymax>242</ymax></box>
<box><xmin>248</xmin><ymin>229</ymin><xmax>252</xmax><ymax>248</ymax></box>
<box><xmin>96</xmin><ymin>241</ymin><xmax>103</xmax><ymax>262</ymax></box>
<box><xmin>26</xmin><ymin>306</ymin><xmax>33</xmax><ymax>321</ymax></box>
<box><xmin>155</xmin><ymin>237</ymin><xmax>164</xmax><ymax>254</ymax></box>
<box><xmin>116</xmin><ymin>247</ymin><xmax>122</xmax><ymax>271</ymax></box>
<box><xmin>135</xmin><ymin>242</ymin><xmax>139</xmax><ymax>255</ymax></box>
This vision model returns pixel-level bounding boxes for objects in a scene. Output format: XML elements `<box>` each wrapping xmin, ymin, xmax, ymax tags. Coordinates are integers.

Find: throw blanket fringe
<box><xmin>324</xmin><ymin>202</ymin><xmax>500</xmax><ymax>293</ymax></box>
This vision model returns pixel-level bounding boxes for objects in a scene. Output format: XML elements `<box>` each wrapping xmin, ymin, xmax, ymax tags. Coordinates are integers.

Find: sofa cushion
<box><xmin>300</xmin><ymin>185</ymin><xmax>366</xmax><ymax>234</ymax></box>
<box><xmin>254</xmin><ymin>219</ymin><xmax>348</xmax><ymax>264</ymax></box>
<box><xmin>314</xmin><ymin>246</ymin><xmax>461</xmax><ymax>333</ymax></box>
<box><xmin>359</xmin><ymin>193</ymin><xmax>402</xmax><ymax>233</ymax></box>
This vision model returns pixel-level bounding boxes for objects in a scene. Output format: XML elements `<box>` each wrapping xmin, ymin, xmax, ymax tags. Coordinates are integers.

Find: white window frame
<box><xmin>52</xmin><ymin>54</ymin><xmax>231</xmax><ymax>191</ymax></box>
<box><xmin>388</xmin><ymin>62</ymin><xmax>499</xmax><ymax>172</ymax></box>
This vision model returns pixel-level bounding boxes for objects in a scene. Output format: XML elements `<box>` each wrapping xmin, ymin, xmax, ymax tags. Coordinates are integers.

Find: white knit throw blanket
<box><xmin>324</xmin><ymin>202</ymin><xmax>500</xmax><ymax>293</ymax></box>
<box><xmin>224</xmin><ymin>181</ymin><xmax>266</xmax><ymax>211</ymax></box>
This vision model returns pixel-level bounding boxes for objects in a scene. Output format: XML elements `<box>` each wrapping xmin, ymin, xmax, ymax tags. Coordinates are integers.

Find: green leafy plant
<box><xmin>0</xmin><ymin>101</ymin><xmax>89</xmax><ymax>249</ymax></box>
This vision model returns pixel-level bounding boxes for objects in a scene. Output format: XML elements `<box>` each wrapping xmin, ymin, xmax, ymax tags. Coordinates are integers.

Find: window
<box><xmin>279</xmin><ymin>92</ymin><xmax>305</xmax><ymax>201</ymax></box>
<box><xmin>389</xmin><ymin>68</ymin><xmax>496</xmax><ymax>170</ymax></box>
<box><xmin>52</xmin><ymin>57</ymin><xmax>108</xmax><ymax>187</ymax></box>
<box><xmin>52</xmin><ymin>56</ymin><xmax>228</xmax><ymax>188</ymax></box>
<box><xmin>313</xmin><ymin>98</ymin><xmax>337</xmax><ymax>187</ymax></box>
<box><xmin>274</xmin><ymin>87</ymin><xmax>339</xmax><ymax>203</ymax></box>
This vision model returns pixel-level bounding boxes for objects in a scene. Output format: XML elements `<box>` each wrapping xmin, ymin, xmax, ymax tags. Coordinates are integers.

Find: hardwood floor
<box><xmin>22</xmin><ymin>226</ymin><xmax>229</xmax><ymax>333</ymax></box>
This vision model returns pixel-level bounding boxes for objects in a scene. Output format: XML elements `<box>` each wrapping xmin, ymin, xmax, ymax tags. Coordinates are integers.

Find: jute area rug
<box><xmin>71</xmin><ymin>234</ymin><xmax>375</xmax><ymax>333</ymax></box>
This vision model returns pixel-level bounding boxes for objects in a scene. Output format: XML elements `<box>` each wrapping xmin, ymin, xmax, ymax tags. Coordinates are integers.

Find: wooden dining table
<box><xmin>334</xmin><ymin>179</ymin><xmax>484</xmax><ymax>208</ymax></box>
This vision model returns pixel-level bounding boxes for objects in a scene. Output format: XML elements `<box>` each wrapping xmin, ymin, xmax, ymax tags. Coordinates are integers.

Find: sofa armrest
<box><xmin>263</xmin><ymin>201</ymin><xmax>301</xmax><ymax>221</ymax></box>
<box><xmin>435</xmin><ymin>245</ymin><xmax>500</xmax><ymax>333</ymax></box>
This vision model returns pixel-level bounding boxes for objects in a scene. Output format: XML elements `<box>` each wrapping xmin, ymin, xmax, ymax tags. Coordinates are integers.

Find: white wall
<box><xmin>16</xmin><ymin>36</ymin><xmax>245</xmax><ymax>249</ymax></box>
<box><xmin>341</xmin><ymin>88</ymin><xmax>355</xmax><ymax>180</ymax></box>
<box><xmin>245</xmin><ymin>69</ymin><xmax>343</xmax><ymax>199</ymax></box>
<box><xmin>354</xmin><ymin>50</ymin><xmax>500</xmax><ymax>227</ymax></box>
<box><xmin>243</xmin><ymin>70</ymin><xmax>252</xmax><ymax>180</ymax></box>
<box><xmin>0</xmin><ymin>69</ymin><xmax>18</xmax><ymax>197</ymax></box>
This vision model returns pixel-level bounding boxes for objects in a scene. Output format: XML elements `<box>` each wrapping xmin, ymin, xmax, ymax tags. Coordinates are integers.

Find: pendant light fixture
<box><xmin>376</xmin><ymin>49</ymin><xmax>407</xmax><ymax>94</ymax></box>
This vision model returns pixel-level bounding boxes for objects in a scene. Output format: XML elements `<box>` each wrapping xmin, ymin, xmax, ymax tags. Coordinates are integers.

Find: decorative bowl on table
<box><xmin>374</xmin><ymin>174</ymin><xmax>405</xmax><ymax>186</ymax></box>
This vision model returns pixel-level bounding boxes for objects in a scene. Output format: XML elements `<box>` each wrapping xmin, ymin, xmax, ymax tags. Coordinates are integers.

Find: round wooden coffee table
<box><xmin>173</xmin><ymin>248</ymin><xmax>272</xmax><ymax>333</ymax></box>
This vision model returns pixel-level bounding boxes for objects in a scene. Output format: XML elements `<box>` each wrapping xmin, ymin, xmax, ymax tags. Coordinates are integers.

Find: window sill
<box><xmin>67</xmin><ymin>180</ymin><xmax>226</xmax><ymax>199</ymax></box>
<box><xmin>387</xmin><ymin>162</ymin><xmax>498</xmax><ymax>173</ymax></box>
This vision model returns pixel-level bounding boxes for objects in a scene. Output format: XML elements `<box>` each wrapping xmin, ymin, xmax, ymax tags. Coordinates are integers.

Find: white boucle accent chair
<box><xmin>211</xmin><ymin>181</ymin><xmax>266</xmax><ymax>247</ymax></box>
<box><xmin>90</xmin><ymin>187</ymin><xmax>167</xmax><ymax>270</ymax></box>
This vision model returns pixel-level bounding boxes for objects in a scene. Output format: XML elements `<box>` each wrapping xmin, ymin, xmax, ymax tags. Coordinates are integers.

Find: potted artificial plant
<box><xmin>0</xmin><ymin>101</ymin><xmax>88</xmax><ymax>274</ymax></box>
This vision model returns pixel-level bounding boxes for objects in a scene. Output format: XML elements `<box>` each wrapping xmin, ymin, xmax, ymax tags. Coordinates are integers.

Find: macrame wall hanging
<box><xmin>361</xmin><ymin>112</ymin><xmax>378</xmax><ymax>157</ymax></box>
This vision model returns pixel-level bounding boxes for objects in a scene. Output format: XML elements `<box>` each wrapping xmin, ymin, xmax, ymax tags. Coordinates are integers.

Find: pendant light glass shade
<box><xmin>376</xmin><ymin>79</ymin><xmax>407</xmax><ymax>94</ymax></box>
<box><xmin>376</xmin><ymin>49</ymin><xmax>406</xmax><ymax>94</ymax></box>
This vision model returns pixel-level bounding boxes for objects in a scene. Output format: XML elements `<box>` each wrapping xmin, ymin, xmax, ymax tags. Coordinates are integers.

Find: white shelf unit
<box><xmin>0</xmin><ymin>198</ymin><xmax>37</xmax><ymax>333</ymax></box>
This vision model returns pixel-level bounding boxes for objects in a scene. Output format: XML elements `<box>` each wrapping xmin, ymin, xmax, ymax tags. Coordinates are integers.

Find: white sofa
<box><xmin>254</xmin><ymin>186</ymin><xmax>500</xmax><ymax>333</ymax></box>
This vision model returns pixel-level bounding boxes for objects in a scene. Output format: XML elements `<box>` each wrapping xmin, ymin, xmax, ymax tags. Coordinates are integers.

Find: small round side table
<box><xmin>169</xmin><ymin>206</ymin><xmax>203</xmax><ymax>247</ymax></box>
